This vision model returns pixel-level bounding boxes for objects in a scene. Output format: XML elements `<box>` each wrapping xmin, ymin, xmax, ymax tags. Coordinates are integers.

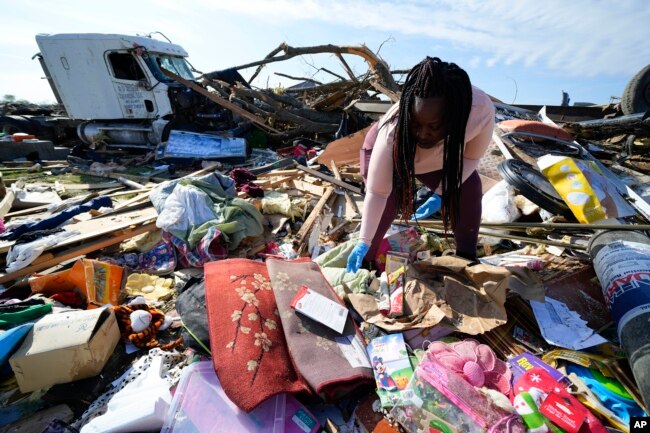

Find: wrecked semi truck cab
<box><xmin>1</xmin><ymin>33</ymin><xmax>234</xmax><ymax>146</ymax></box>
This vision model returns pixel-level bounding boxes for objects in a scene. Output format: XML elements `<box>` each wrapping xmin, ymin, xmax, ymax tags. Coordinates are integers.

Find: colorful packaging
<box><xmin>386</xmin><ymin>251</ymin><xmax>409</xmax><ymax>274</ymax></box>
<box><xmin>375</xmin><ymin>226</ymin><xmax>422</xmax><ymax>272</ymax></box>
<box><xmin>366</xmin><ymin>333</ymin><xmax>414</xmax><ymax>407</ymax></box>
<box><xmin>391</xmin><ymin>355</ymin><xmax>525</xmax><ymax>433</ymax></box>
<box><xmin>513</xmin><ymin>368</ymin><xmax>608</xmax><ymax>433</ymax></box>
<box><xmin>508</xmin><ymin>352</ymin><xmax>570</xmax><ymax>386</ymax></box>
<box><xmin>378</xmin><ymin>272</ymin><xmax>390</xmax><ymax>315</ymax></box>
<box><xmin>537</xmin><ymin>155</ymin><xmax>635</xmax><ymax>223</ymax></box>
<box><xmin>30</xmin><ymin>258</ymin><xmax>123</xmax><ymax>308</ymax></box>
<box><xmin>387</xmin><ymin>266</ymin><xmax>405</xmax><ymax>318</ymax></box>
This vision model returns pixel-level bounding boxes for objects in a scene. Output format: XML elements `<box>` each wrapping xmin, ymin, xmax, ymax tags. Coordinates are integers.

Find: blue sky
<box><xmin>2</xmin><ymin>0</ymin><xmax>649</xmax><ymax>106</ymax></box>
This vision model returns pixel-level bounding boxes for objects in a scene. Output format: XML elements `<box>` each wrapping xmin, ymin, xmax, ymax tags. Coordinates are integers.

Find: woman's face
<box><xmin>409</xmin><ymin>96</ymin><xmax>446</xmax><ymax>149</ymax></box>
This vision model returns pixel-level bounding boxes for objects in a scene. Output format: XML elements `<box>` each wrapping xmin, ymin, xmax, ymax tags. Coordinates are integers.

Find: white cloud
<box><xmin>195</xmin><ymin>0</ymin><xmax>650</xmax><ymax>77</ymax></box>
<box><xmin>1</xmin><ymin>0</ymin><xmax>648</xmax><ymax>103</ymax></box>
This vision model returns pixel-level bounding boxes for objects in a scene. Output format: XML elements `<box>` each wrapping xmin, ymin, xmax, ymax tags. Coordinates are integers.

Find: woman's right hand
<box><xmin>346</xmin><ymin>242</ymin><xmax>370</xmax><ymax>274</ymax></box>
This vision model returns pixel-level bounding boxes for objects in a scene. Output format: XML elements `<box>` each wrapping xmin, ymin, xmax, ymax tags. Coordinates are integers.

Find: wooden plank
<box><xmin>0</xmin><ymin>189</ymin><xmax>15</xmax><ymax>218</ymax></box>
<box><xmin>161</xmin><ymin>69</ymin><xmax>280</xmax><ymax>134</ymax></box>
<box><xmin>0</xmin><ymin>222</ymin><xmax>157</xmax><ymax>284</ymax></box>
<box><xmin>0</xmin><ymin>207</ymin><xmax>158</xmax><ymax>254</ymax></box>
<box><xmin>63</xmin><ymin>182</ymin><xmax>121</xmax><ymax>190</ymax></box>
<box><xmin>256</xmin><ymin>168</ymin><xmax>299</xmax><ymax>178</ymax></box>
<box><xmin>316</xmin><ymin>125</ymin><xmax>370</xmax><ymax>166</ymax></box>
<box><xmin>330</xmin><ymin>160</ymin><xmax>360</xmax><ymax>218</ymax></box>
<box><xmin>288</xmin><ymin>179</ymin><xmax>327</xmax><ymax>196</ymax></box>
<box><xmin>3</xmin><ymin>187</ymin><xmax>133</xmax><ymax>219</ymax></box>
<box><xmin>262</xmin><ymin>174</ymin><xmax>300</xmax><ymax>189</ymax></box>
<box><xmin>296</xmin><ymin>164</ymin><xmax>363</xmax><ymax>195</ymax></box>
<box><xmin>295</xmin><ymin>187</ymin><xmax>334</xmax><ymax>245</ymax></box>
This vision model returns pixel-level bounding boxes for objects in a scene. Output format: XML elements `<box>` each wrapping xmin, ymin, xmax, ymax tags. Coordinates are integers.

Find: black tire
<box><xmin>497</xmin><ymin>159</ymin><xmax>573</xmax><ymax>217</ymax></box>
<box><xmin>621</xmin><ymin>64</ymin><xmax>650</xmax><ymax>115</ymax></box>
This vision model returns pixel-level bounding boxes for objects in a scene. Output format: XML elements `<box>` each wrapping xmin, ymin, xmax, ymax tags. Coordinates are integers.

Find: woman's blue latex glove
<box><xmin>413</xmin><ymin>194</ymin><xmax>442</xmax><ymax>220</ymax></box>
<box><xmin>346</xmin><ymin>242</ymin><xmax>370</xmax><ymax>273</ymax></box>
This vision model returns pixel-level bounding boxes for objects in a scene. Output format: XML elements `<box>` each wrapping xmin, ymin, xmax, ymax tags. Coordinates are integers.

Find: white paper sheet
<box><xmin>530</xmin><ymin>297</ymin><xmax>608</xmax><ymax>350</ymax></box>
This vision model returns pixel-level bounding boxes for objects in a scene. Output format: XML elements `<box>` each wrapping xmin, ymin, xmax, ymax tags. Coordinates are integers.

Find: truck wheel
<box><xmin>621</xmin><ymin>64</ymin><xmax>650</xmax><ymax>115</ymax></box>
<box><xmin>0</xmin><ymin>116</ymin><xmax>34</xmax><ymax>136</ymax></box>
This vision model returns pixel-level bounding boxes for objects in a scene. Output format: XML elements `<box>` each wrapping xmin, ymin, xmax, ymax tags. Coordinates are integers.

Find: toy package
<box><xmin>375</xmin><ymin>226</ymin><xmax>422</xmax><ymax>272</ymax></box>
<box><xmin>366</xmin><ymin>333</ymin><xmax>414</xmax><ymax>407</ymax></box>
<box><xmin>386</xmin><ymin>266</ymin><xmax>405</xmax><ymax>318</ymax></box>
<box><xmin>391</xmin><ymin>355</ymin><xmax>525</xmax><ymax>433</ymax></box>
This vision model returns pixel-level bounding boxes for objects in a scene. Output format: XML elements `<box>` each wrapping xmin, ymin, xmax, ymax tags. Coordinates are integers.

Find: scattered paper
<box><xmin>530</xmin><ymin>297</ymin><xmax>607</xmax><ymax>350</ymax></box>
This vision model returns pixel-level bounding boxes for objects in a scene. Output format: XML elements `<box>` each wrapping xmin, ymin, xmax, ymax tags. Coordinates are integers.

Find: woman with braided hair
<box><xmin>346</xmin><ymin>56</ymin><xmax>495</xmax><ymax>273</ymax></box>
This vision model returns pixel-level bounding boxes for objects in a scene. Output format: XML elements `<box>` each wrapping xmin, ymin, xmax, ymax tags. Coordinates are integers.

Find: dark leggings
<box><xmin>361</xmin><ymin>150</ymin><xmax>483</xmax><ymax>261</ymax></box>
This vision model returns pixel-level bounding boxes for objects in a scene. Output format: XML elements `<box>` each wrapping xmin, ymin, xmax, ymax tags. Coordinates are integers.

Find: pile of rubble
<box><xmin>1</xmin><ymin>42</ymin><xmax>650</xmax><ymax>433</ymax></box>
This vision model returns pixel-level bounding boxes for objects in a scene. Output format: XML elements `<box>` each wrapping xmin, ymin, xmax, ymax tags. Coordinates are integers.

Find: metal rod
<box><xmin>350</xmin><ymin>218</ymin><xmax>650</xmax><ymax>232</ymax></box>
<box><xmin>349</xmin><ymin>218</ymin><xmax>588</xmax><ymax>250</ymax></box>
<box><xmin>421</xmin><ymin>226</ymin><xmax>588</xmax><ymax>250</ymax></box>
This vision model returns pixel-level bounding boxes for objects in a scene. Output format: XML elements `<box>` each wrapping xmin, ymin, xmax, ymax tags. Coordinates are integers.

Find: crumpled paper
<box><xmin>349</xmin><ymin>256</ymin><xmax>537</xmax><ymax>334</ymax></box>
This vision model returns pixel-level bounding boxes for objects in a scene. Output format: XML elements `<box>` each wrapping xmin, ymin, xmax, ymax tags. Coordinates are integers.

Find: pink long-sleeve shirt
<box><xmin>359</xmin><ymin>85</ymin><xmax>495</xmax><ymax>245</ymax></box>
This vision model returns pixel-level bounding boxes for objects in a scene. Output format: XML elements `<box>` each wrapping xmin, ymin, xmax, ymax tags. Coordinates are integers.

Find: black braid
<box><xmin>392</xmin><ymin>56</ymin><xmax>472</xmax><ymax>232</ymax></box>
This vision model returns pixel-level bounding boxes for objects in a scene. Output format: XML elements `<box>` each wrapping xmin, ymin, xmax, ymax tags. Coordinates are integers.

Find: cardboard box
<box><xmin>9</xmin><ymin>308</ymin><xmax>120</xmax><ymax>393</ymax></box>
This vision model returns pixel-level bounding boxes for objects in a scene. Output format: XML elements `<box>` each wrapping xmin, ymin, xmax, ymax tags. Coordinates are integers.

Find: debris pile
<box><xmin>1</xmin><ymin>38</ymin><xmax>650</xmax><ymax>433</ymax></box>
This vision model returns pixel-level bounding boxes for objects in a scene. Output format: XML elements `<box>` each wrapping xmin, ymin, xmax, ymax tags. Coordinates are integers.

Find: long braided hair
<box><xmin>392</xmin><ymin>57</ymin><xmax>472</xmax><ymax>232</ymax></box>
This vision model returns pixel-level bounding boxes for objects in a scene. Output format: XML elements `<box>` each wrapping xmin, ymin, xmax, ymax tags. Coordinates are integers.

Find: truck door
<box><xmin>106</xmin><ymin>51</ymin><xmax>158</xmax><ymax>118</ymax></box>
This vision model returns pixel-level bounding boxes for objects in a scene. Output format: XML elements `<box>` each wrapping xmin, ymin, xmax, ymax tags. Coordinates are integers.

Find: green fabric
<box><xmin>320</xmin><ymin>267</ymin><xmax>371</xmax><ymax>297</ymax></box>
<box><xmin>188</xmin><ymin>203</ymin><xmax>264</xmax><ymax>250</ymax></box>
<box><xmin>182</xmin><ymin>180</ymin><xmax>264</xmax><ymax>250</ymax></box>
<box><xmin>314</xmin><ymin>238</ymin><xmax>358</xmax><ymax>268</ymax></box>
<box><xmin>314</xmin><ymin>237</ymin><xmax>372</xmax><ymax>296</ymax></box>
<box><xmin>0</xmin><ymin>303</ymin><xmax>52</xmax><ymax>329</ymax></box>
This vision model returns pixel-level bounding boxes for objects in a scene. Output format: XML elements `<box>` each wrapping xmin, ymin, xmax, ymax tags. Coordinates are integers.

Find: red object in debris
<box><xmin>11</xmin><ymin>133</ymin><xmax>37</xmax><ymax>142</ymax></box>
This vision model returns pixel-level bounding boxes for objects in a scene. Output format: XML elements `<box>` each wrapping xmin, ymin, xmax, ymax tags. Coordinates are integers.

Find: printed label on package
<box><xmin>593</xmin><ymin>240</ymin><xmax>650</xmax><ymax>338</ymax></box>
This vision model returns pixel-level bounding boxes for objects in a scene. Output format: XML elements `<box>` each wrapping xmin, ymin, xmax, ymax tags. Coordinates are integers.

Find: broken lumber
<box><xmin>330</xmin><ymin>160</ymin><xmax>360</xmax><ymax>218</ymax></box>
<box><xmin>296</xmin><ymin>164</ymin><xmax>363</xmax><ymax>195</ymax></box>
<box><xmin>0</xmin><ymin>222</ymin><xmax>157</xmax><ymax>284</ymax></box>
<box><xmin>295</xmin><ymin>187</ymin><xmax>335</xmax><ymax>247</ymax></box>
<box><xmin>0</xmin><ymin>207</ymin><xmax>158</xmax><ymax>254</ymax></box>
<box><xmin>0</xmin><ymin>188</ymin><xmax>15</xmax><ymax>219</ymax></box>
<box><xmin>161</xmin><ymin>69</ymin><xmax>281</xmax><ymax>134</ymax></box>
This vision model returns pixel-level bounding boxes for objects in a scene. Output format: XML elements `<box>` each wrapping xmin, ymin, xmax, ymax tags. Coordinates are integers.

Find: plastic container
<box><xmin>161</xmin><ymin>361</ymin><xmax>319</xmax><ymax>433</ymax></box>
<box><xmin>589</xmin><ymin>227</ymin><xmax>650</xmax><ymax>409</ymax></box>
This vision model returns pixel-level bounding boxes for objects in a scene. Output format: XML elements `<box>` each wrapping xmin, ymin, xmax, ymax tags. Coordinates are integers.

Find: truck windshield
<box><xmin>143</xmin><ymin>53</ymin><xmax>195</xmax><ymax>82</ymax></box>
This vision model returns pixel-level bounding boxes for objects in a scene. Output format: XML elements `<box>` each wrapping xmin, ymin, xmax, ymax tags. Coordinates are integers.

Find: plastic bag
<box><xmin>481</xmin><ymin>180</ymin><xmax>520</xmax><ymax>224</ymax></box>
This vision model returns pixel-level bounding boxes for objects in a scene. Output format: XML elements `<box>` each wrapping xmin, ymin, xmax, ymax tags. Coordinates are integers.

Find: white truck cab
<box><xmin>35</xmin><ymin>33</ymin><xmax>193</xmax><ymax>121</ymax></box>
<box><xmin>0</xmin><ymin>33</ymin><xmax>233</xmax><ymax>146</ymax></box>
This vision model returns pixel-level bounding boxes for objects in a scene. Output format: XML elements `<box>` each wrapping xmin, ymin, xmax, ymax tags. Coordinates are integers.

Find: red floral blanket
<box><xmin>205</xmin><ymin>259</ymin><xmax>308</xmax><ymax>412</ymax></box>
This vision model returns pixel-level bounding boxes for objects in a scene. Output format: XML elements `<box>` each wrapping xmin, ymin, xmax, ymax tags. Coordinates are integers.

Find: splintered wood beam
<box><xmin>296</xmin><ymin>164</ymin><xmax>363</xmax><ymax>195</ymax></box>
<box><xmin>161</xmin><ymin>68</ymin><xmax>280</xmax><ymax>134</ymax></box>
<box><xmin>0</xmin><ymin>189</ymin><xmax>15</xmax><ymax>219</ymax></box>
<box><xmin>295</xmin><ymin>186</ymin><xmax>335</xmax><ymax>245</ymax></box>
<box><xmin>330</xmin><ymin>160</ymin><xmax>360</xmax><ymax>218</ymax></box>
